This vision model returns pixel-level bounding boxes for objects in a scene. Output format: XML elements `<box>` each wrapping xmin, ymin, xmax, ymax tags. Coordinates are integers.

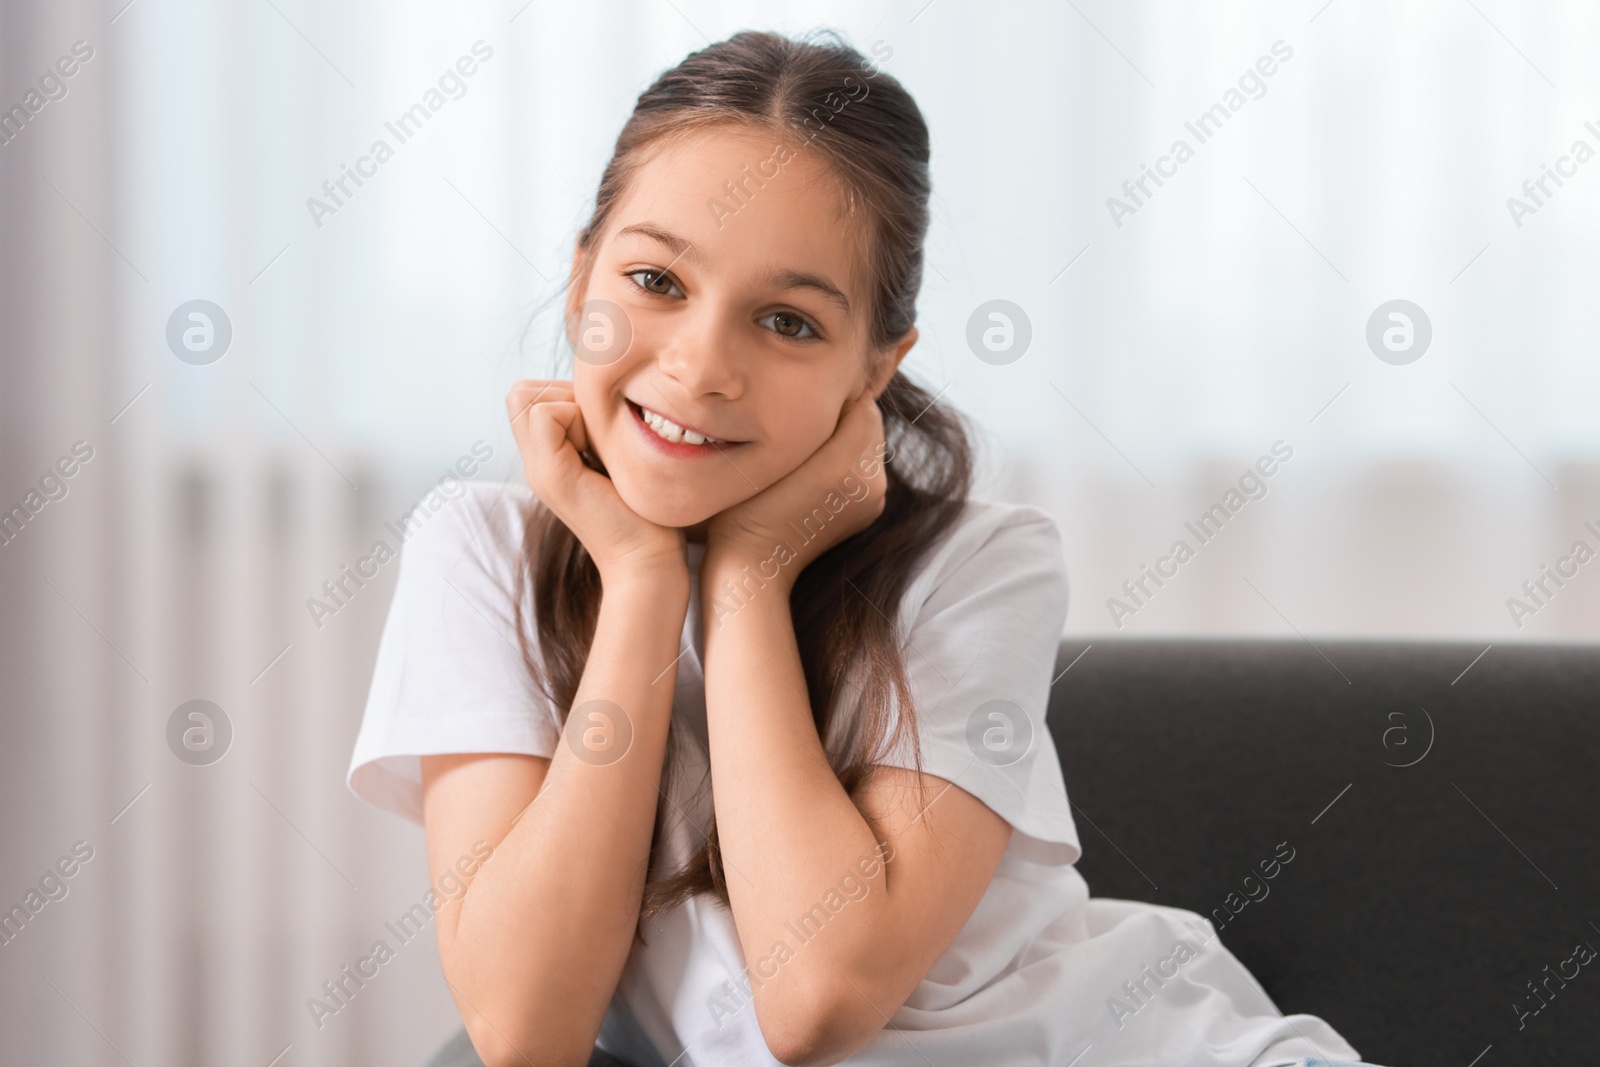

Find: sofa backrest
<box><xmin>1043</xmin><ymin>638</ymin><xmax>1600</xmax><ymax>1067</ymax></box>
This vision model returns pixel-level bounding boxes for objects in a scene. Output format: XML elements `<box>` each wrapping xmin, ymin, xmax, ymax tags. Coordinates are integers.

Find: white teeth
<box><xmin>637</xmin><ymin>404</ymin><xmax>723</xmax><ymax>446</ymax></box>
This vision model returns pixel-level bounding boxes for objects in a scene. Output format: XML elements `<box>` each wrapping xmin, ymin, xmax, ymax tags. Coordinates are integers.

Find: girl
<box><xmin>348</xmin><ymin>30</ymin><xmax>1387</xmax><ymax>1067</ymax></box>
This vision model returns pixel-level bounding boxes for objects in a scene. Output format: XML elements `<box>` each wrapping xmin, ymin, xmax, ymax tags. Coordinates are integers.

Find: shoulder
<box><xmin>905</xmin><ymin>499</ymin><xmax>1069</xmax><ymax>616</ymax></box>
<box><xmin>927</xmin><ymin>498</ymin><xmax>1065</xmax><ymax>562</ymax></box>
<box><xmin>393</xmin><ymin>479</ymin><xmax>538</xmax><ymax>586</ymax></box>
<box><xmin>346</xmin><ymin>480</ymin><xmax>563</xmax><ymax>826</ymax></box>
<box><xmin>875</xmin><ymin>498</ymin><xmax>1080</xmax><ymax>864</ymax></box>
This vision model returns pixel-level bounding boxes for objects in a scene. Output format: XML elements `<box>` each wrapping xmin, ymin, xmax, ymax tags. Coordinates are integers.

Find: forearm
<box><xmin>699</xmin><ymin>561</ymin><xmax>890</xmax><ymax>1010</ymax></box>
<box><xmin>448</xmin><ymin>571</ymin><xmax>689</xmax><ymax>1064</ymax></box>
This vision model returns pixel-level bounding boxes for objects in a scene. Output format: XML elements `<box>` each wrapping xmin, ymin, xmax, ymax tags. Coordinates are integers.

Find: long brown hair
<box><xmin>513</xmin><ymin>29</ymin><xmax>974</xmax><ymax>931</ymax></box>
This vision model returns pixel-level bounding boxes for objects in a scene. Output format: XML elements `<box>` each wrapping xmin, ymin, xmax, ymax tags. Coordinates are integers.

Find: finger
<box><xmin>825</xmin><ymin>395</ymin><xmax>884</xmax><ymax>463</ymax></box>
<box><xmin>506</xmin><ymin>383</ymin><xmax>580</xmax><ymax>453</ymax></box>
<box><xmin>519</xmin><ymin>400</ymin><xmax>592</xmax><ymax>465</ymax></box>
<box><xmin>847</xmin><ymin>391</ymin><xmax>883</xmax><ymax>424</ymax></box>
<box><xmin>507</xmin><ymin>378</ymin><xmax>573</xmax><ymax>398</ymax></box>
<box><xmin>843</xmin><ymin>398</ymin><xmax>888</xmax><ymax>490</ymax></box>
<box><xmin>506</xmin><ymin>380</ymin><xmax>572</xmax><ymax>409</ymax></box>
<box><xmin>567</xmin><ymin>406</ymin><xmax>590</xmax><ymax>455</ymax></box>
<box><xmin>505</xmin><ymin>380</ymin><xmax>574</xmax><ymax>423</ymax></box>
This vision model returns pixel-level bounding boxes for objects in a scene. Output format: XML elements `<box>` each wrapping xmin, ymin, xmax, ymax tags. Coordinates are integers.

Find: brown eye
<box><xmin>761</xmin><ymin>310</ymin><xmax>817</xmax><ymax>340</ymax></box>
<box><xmin>626</xmin><ymin>269</ymin><xmax>682</xmax><ymax>297</ymax></box>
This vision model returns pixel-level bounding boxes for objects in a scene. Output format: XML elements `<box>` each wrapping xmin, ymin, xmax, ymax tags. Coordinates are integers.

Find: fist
<box><xmin>705</xmin><ymin>394</ymin><xmax>890</xmax><ymax>586</ymax></box>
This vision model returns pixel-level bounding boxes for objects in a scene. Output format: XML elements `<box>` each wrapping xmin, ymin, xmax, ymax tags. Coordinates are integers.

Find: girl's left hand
<box><xmin>705</xmin><ymin>393</ymin><xmax>889</xmax><ymax>587</ymax></box>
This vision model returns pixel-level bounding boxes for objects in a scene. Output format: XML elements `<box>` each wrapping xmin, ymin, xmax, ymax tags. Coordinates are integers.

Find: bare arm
<box><xmin>698</xmin><ymin>395</ymin><xmax>1012</xmax><ymax>1065</ymax></box>
<box><xmin>421</xmin><ymin>567</ymin><xmax>689</xmax><ymax>1067</ymax></box>
<box><xmin>419</xmin><ymin>379</ymin><xmax>694</xmax><ymax>1067</ymax></box>
<box><xmin>701</xmin><ymin>555</ymin><xmax>1010</xmax><ymax>1067</ymax></box>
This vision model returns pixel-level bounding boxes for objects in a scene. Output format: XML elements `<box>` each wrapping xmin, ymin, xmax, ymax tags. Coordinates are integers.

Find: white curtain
<box><xmin>1</xmin><ymin>0</ymin><xmax>1595</xmax><ymax>1064</ymax></box>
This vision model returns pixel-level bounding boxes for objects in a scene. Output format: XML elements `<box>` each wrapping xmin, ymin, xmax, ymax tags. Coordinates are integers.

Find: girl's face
<box><xmin>567</xmin><ymin>126</ymin><xmax>913</xmax><ymax>531</ymax></box>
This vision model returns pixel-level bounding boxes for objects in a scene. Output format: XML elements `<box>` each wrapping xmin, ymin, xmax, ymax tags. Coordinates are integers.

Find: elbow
<box><xmin>463</xmin><ymin>1014</ymin><xmax>592</xmax><ymax>1067</ymax></box>
<box><xmin>463</xmin><ymin>1020</ymin><xmax>532</xmax><ymax>1067</ymax></box>
<box><xmin>756</xmin><ymin>979</ymin><xmax>881</xmax><ymax>1067</ymax></box>
<box><xmin>446</xmin><ymin>952</ymin><xmax>590</xmax><ymax>1067</ymax></box>
<box><xmin>769</xmin><ymin>1038</ymin><xmax>842</xmax><ymax>1067</ymax></box>
<box><xmin>455</xmin><ymin>989</ymin><xmax>537</xmax><ymax>1067</ymax></box>
<box><xmin>441</xmin><ymin>947</ymin><xmax>520</xmax><ymax>1067</ymax></box>
<box><xmin>763</xmin><ymin>1024</ymin><xmax>833</xmax><ymax>1067</ymax></box>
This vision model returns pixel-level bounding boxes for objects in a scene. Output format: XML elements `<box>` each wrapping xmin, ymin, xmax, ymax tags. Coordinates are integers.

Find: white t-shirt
<box><xmin>347</xmin><ymin>481</ymin><xmax>1364</xmax><ymax>1067</ymax></box>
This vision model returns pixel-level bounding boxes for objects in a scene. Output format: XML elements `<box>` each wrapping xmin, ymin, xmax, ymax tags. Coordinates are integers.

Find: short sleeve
<box><xmin>346</xmin><ymin>481</ymin><xmax>561</xmax><ymax>825</ymax></box>
<box><xmin>871</xmin><ymin>502</ymin><xmax>1080</xmax><ymax>867</ymax></box>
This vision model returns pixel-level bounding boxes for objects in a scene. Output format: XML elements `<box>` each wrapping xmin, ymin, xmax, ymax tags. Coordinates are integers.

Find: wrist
<box><xmin>602</xmin><ymin>562</ymin><xmax>691</xmax><ymax>606</ymax></box>
<box><xmin>701</xmin><ymin>550</ymin><xmax>795</xmax><ymax>609</ymax></box>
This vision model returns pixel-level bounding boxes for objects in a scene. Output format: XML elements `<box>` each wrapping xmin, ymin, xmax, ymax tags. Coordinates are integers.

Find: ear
<box><xmin>866</xmin><ymin>326</ymin><xmax>918</xmax><ymax>399</ymax></box>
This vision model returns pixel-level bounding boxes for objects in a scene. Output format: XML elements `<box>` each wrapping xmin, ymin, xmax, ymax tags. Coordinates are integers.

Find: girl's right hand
<box><xmin>506</xmin><ymin>380</ymin><xmax>687</xmax><ymax>587</ymax></box>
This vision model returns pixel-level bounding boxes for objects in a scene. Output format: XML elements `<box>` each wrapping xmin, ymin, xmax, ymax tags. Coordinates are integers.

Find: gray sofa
<box><xmin>1044</xmin><ymin>638</ymin><xmax>1600</xmax><ymax>1067</ymax></box>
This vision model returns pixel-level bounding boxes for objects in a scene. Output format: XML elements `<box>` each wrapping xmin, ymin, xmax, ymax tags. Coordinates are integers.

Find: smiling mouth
<box><xmin>626</xmin><ymin>399</ymin><xmax>744</xmax><ymax>448</ymax></box>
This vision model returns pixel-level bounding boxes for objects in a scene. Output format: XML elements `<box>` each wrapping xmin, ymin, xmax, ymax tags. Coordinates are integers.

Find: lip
<box><xmin>626</xmin><ymin>399</ymin><xmax>747</xmax><ymax>458</ymax></box>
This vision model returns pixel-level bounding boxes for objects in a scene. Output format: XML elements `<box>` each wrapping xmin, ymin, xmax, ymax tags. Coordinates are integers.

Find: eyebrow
<box><xmin>613</xmin><ymin>222</ymin><xmax>852</xmax><ymax>316</ymax></box>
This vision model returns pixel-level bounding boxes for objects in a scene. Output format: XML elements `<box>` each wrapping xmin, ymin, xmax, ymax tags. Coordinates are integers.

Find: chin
<box><xmin>610</xmin><ymin>474</ymin><xmax>722</xmax><ymax>530</ymax></box>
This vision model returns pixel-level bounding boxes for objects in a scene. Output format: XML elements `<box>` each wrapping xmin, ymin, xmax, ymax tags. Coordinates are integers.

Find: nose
<box><xmin>653</xmin><ymin>302</ymin><xmax>744</xmax><ymax>402</ymax></box>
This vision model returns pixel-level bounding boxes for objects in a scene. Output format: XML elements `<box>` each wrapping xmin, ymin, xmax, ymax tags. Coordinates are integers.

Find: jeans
<box><xmin>423</xmin><ymin>1026</ymin><xmax>636</xmax><ymax>1067</ymax></box>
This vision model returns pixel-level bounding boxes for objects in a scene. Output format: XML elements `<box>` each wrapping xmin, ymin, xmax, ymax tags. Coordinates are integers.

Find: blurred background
<box><xmin>2</xmin><ymin>0</ymin><xmax>1596</xmax><ymax>1062</ymax></box>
